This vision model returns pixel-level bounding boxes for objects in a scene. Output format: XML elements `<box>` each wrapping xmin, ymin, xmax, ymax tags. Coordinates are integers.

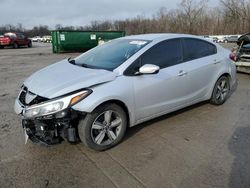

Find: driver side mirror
<box><xmin>138</xmin><ymin>64</ymin><xmax>160</xmax><ymax>74</ymax></box>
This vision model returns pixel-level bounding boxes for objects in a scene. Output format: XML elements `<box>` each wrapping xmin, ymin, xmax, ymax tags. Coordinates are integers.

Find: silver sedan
<box><xmin>14</xmin><ymin>34</ymin><xmax>237</xmax><ymax>150</ymax></box>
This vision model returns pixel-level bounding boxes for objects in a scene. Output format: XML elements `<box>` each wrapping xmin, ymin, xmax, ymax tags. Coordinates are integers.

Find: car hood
<box><xmin>23</xmin><ymin>59</ymin><xmax>117</xmax><ymax>98</ymax></box>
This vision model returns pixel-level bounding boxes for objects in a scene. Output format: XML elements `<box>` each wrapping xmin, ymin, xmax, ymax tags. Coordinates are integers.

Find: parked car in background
<box><xmin>217</xmin><ymin>37</ymin><xmax>226</xmax><ymax>43</ymax></box>
<box><xmin>203</xmin><ymin>35</ymin><xmax>213</xmax><ymax>42</ymax></box>
<box><xmin>212</xmin><ymin>37</ymin><xmax>218</xmax><ymax>43</ymax></box>
<box><xmin>0</xmin><ymin>32</ymin><xmax>32</xmax><ymax>48</ymax></box>
<box><xmin>232</xmin><ymin>33</ymin><xmax>250</xmax><ymax>74</ymax></box>
<box><xmin>225</xmin><ymin>35</ymin><xmax>239</xmax><ymax>43</ymax></box>
<box><xmin>41</xmin><ymin>35</ymin><xmax>52</xmax><ymax>43</ymax></box>
<box><xmin>14</xmin><ymin>34</ymin><xmax>236</xmax><ymax>151</ymax></box>
<box><xmin>31</xmin><ymin>36</ymin><xmax>42</xmax><ymax>42</ymax></box>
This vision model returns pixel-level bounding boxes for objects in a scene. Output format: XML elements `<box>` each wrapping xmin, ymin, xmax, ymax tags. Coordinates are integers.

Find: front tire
<box><xmin>210</xmin><ymin>76</ymin><xmax>230</xmax><ymax>105</ymax></box>
<box><xmin>78</xmin><ymin>103</ymin><xmax>127</xmax><ymax>151</ymax></box>
<box><xmin>28</xmin><ymin>42</ymin><xmax>32</xmax><ymax>48</ymax></box>
<box><xmin>13</xmin><ymin>42</ymin><xmax>18</xmax><ymax>49</ymax></box>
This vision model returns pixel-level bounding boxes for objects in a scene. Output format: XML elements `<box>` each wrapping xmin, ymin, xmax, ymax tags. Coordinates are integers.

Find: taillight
<box><xmin>229</xmin><ymin>53</ymin><xmax>237</xmax><ymax>61</ymax></box>
<box><xmin>1</xmin><ymin>37</ymin><xmax>10</xmax><ymax>42</ymax></box>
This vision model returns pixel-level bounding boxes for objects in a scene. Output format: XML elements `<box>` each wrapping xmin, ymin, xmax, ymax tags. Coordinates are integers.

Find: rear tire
<box><xmin>210</xmin><ymin>76</ymin><xmax>230</xmax><ymax>105</ymax></box>
<box><xmin>78</xmin><ymin>103</ymin><xmax>127</xmax><ymax>151</ymax></box>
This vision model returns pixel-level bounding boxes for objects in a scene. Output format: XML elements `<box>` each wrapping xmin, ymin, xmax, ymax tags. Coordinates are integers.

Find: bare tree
<box><xmin>1</xmin><ymin>0</ymin><xmax>249</xmax><ymax>37</ymax></box>
<box><xmin>176</xmin><ymin>0</ymin><xmax>209</xmax><ymax>34</ymax></box>
<box><xmin>220</xmin><ymin>0</ymin><xmax>250</xmax><ymax>33</ymax></box>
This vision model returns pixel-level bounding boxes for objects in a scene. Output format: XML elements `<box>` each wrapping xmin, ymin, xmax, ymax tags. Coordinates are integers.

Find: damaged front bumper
<box><xmin>21</xmin><ymin>111</ymin><xmax>80</xmax><ymax>146</ymax></box>
<box><xmin>15</xmin><ymin>98</ymin><xmax>84</xmax><ymax>146</ymax></box>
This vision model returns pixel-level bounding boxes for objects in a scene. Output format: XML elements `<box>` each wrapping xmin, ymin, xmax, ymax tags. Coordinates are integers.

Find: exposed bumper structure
<box><xmin>14</xmin><ymin>90</ymin><xmax>83</xmax><ymax>146</ymax></box>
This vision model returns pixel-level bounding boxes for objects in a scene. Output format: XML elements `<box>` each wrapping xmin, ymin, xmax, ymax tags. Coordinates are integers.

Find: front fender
<box><xmin>72</xmin><ymin>76</ymin><xmax>136</xmax><ymax>126</ymax></box>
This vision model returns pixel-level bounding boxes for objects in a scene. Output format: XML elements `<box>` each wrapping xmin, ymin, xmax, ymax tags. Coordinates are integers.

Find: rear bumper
<box><xmin>0</xmin><ymin>41</ymin><xmax>11</xmax><ymax>46</ymax></box>
<box><xmin>235</xmin><ymin>61</ymin><xmax>250</xmax><ymax>67</ymax></box>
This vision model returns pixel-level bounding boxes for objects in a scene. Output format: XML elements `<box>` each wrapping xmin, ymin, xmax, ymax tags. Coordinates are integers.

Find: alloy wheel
<box><xmin>215</xmin><ymin>78</ymin><xmax>229</xmax><ymax>103</ymax></box>
<box><xmin>91</xmin><ymin>110</ymin><xmax>122</xmax><ymax>146</ymax></box>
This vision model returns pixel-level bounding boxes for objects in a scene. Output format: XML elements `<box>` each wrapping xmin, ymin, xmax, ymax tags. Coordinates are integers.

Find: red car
<box><xmin>0</xmin><ymin>32</ymin><xmax>32</xmax><ymax>49</ymax></box>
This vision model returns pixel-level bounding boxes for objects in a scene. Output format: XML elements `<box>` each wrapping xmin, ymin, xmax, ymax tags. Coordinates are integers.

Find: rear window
<box><xmin>183</xmin><ymin>38</ymin><xmax>217</xmax><ymax>61</ymax></box>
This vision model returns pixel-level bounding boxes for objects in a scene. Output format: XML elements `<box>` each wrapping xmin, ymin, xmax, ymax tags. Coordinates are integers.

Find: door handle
<box><xmin>213</xmin><ymin>59</ymin><xmax>220</xmax><ymax>64</ymax></box>
<box><xmin>178</xmin><ymin>70</ymin><xmax>187</xmax><ymax>76</ymax></box>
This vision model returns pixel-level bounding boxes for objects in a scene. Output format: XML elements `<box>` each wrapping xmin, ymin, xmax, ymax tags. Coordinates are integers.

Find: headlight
<box><xmin>24</xmin><ymin>90</ymin><xmax>91</xmax><ymax>119</ymax></box>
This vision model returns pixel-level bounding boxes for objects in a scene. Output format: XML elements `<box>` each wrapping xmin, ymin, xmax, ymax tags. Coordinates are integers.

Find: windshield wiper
<box><xmin>81</xmin><ymin>63</ymin><xmax>91</xmax><ymax>68</ymax></box>
<box><xmin>68</xmin><ymin>57</ymin><xmax>91</xmax><ymax>68</ymax></box>
<box><xmin>67</xmin><ymin>57</ymin><xmax>75</xmax><ymax>65</ymax></box>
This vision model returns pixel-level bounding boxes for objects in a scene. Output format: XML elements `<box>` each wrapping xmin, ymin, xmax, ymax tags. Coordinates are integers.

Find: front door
<box><xmin>130</xmin><ymin>39</ymin><xmax>190</xmax><ymax>122</ymax></box>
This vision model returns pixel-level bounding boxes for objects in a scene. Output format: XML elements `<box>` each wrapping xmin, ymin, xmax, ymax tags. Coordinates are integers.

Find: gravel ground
<box><xmin>0</xmin><ymin>42</ymin><xmax>249</xmax><ymax>188</ymax></box>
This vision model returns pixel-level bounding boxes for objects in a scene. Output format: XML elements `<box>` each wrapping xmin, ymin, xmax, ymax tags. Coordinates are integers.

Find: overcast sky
<box><xmin>0</xmin><ymin>0</ymin><xmax>219</xmax><ymax>29</ymax></box>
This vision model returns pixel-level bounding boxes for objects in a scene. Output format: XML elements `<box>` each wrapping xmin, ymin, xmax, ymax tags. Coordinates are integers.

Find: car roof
<box><xmin>122</xmin><ymin>33</ymin><xmax>202</xmax><ymax>41</ymax></box>
<box><xmin>4</xmin><ymin>32</ymin><xmax>23</xmax><ymax>35</ymax></box>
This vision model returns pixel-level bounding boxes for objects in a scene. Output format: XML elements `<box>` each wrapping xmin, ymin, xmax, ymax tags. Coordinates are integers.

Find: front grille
<box><xmin>19</xmin><ymin>89</ymin><xmax>26</xmax><ymax>105</ymax></box>
<box><xmin>19</xmin><ymin>86</ymin><xmax>48</xmax><ymax>106</ymax></box>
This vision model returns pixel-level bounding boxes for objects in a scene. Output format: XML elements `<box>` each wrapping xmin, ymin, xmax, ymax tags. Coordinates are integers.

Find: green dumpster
<box><xmin>51</xmin><ymin>30</ymin><xmax>125</xmax><ymax>53</ymax></box>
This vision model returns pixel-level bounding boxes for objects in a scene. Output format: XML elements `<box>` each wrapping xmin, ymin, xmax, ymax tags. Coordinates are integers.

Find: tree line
<box><xmin>0</xmin><ymin>0</ymin><xmax>249</xmax><ymax>37</ymax></box>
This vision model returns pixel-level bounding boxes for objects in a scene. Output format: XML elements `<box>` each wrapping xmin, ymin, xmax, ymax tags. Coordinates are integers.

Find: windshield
<box><xmin>74</xmin><ymin>39</ymin><xmax>150</xmax><ymax>71</ymax></box>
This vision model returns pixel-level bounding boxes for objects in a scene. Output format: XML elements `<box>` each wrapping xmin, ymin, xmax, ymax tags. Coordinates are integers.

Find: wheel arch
<box><xmin>218</xmin><ymin>72</ymin><xmax>232</xmax><ymax>89</ymax></box>
<box><xmin>205</xmin><ymin>71</ymin><xmax>232</xmax><ymax>100</ymax></box>
<box><xmin>91</xmin><ymin>99</ymin><xmax>131</xmax><ymax>127</ymax></box>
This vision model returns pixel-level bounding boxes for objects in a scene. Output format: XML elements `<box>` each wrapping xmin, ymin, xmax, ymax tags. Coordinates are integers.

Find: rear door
<box><xmin>181</xmin><ymin>38</ymin><xmax>219</xmax><ymax>100</ymax></box>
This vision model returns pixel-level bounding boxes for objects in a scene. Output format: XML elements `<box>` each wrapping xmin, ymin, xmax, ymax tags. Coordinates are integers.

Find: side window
<box><xmin>183</xmin><ymin>38</ymin><xmax>217</xmax><ymax>61</ymax></box>
<box><xmin>141</xmin><ymin>39</ymin><xmax>183</xmax><ymax>69</ymax></box>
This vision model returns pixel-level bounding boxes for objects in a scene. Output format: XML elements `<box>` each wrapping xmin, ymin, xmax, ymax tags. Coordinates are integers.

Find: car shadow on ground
<box><xmin>228</xmin><ymin>125</ymin><xmax>250</xmax><ymax>188</ymax></box>
<box><xmin>123</xmin><ymin>101</ymin><xmax>208</xmax><ymax>142</ymax></box>
<box><xmin>1</xmin><ymin>44</ymin><xmax>48</xmax><ymax>49</ymax></box>
<box><xmin>1</xmin><ymin>46</ymin><xmax>32</xmax><ymax>49</ymax></box>
<box><xmin>124</xmin><ymin>81</ymin><xmax>238</xmax><ymax>142</ymax></box>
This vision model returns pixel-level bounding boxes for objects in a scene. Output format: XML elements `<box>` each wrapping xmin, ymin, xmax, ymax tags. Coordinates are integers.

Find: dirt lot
<box><xmin>0</xmin><ymin>43</ymin><xmax>249</xmax><ymax>188</ymax></box>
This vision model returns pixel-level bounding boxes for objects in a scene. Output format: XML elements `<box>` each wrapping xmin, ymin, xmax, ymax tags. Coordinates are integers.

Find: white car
<box><xmin>14</xmin><ymin>34</ymin><xmax>237</xmax><ymax>151</ymax></box>
<box><xmin>31</xmin><ymin>36</ymin><xmax>42</xmax><ymax>42</ymax></box>
<box><xmin>41</xmin><ymin>36</ymin><xmax>52</xmax><ymax>43</ymax></box>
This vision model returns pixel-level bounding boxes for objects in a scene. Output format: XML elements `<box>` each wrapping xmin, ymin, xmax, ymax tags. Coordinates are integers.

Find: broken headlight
<box><xmin>24</xmin><ymin>90</ymin><xmax>91</xmax><ymax>119</ymax></box>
